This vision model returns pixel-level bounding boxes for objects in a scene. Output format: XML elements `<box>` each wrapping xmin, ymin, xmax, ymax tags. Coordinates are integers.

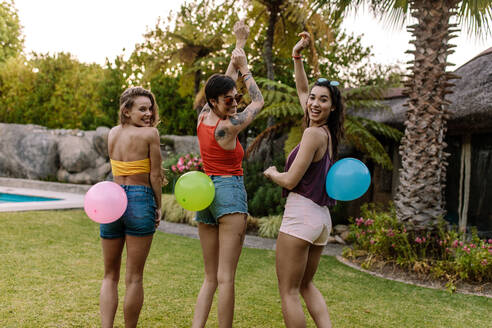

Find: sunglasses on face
<box><xmin>222</xmin><ymin>94</ymin><xmax>243</xmax><ymax>106</ymax></box>
<box><xmin>317</xmin><ymin>78</ymin><xmax>340</xmax><ymax>87</ymax></box>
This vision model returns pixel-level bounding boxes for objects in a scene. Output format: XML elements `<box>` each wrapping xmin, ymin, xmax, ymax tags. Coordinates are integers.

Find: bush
<box><xmin>243</xmin><ymin>156</ymin><xmax>286</xmax><ymax>217</ymax></box>
<box><xmin>162</xmin><ymin>153</ymin><xmax>203</xmax><ymax>194</ymax></box>
<box><xmin>345</xmin><ymin>203</ymin><xmax>492</xmax><ymax>286</ymax></box>
<box><xmin>258</xmin><ymin>215</ymin><xmax>282</xmax><ymax>239</ymax></box>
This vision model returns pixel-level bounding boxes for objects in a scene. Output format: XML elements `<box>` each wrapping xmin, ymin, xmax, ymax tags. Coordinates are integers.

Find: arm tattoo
<box><xmin>248</xmin><ymin>82</ymin><xmax>263</xmax><ymax>103</ymax></box>
<box><xmin>215</xmin><ymin>127</ymin><xmax>227</xmax><ymax>140</ymax></box>
<box><xmin>230</xmin><ymin>111</ymin><xmax>249</xmax><ymax>126</ymax></box>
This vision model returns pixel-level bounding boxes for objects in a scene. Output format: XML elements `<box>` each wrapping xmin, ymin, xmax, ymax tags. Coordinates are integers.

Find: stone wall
<box><xmin>0</xmin><ymin>123</ymin><xmax>200</xmax><ymax>184</ymax></box>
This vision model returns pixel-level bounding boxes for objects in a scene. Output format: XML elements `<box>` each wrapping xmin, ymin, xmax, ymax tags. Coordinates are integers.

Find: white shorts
<box><xmin>279</xmin><ymin>192</ymin><xmax>332</xmax><ymax>246</ymax></box>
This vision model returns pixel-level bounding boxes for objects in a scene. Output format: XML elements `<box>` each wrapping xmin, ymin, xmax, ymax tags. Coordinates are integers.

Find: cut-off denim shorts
<box><xmin>195</xmin><ymin>175</ymin><xmax>248</xmax><ymax>225</ymax></box>
<box><xmin>100</xmin><ymin>185</ymin><xmax>157</xmax><ymax>239</ymax></box>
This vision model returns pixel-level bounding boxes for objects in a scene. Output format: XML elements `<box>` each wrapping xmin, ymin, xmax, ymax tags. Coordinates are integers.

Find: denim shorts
<box><xmin>100</xmin><ymin>185</ymin><xmax>157</xmax><ymax>239</ymax></box>
<box><xmin>195</xmin><ymin>175</ymin><xmax>248</xmax><ymax>225</ymax></box>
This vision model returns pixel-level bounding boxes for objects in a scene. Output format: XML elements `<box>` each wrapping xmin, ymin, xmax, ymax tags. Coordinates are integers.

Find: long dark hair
<box><xmin>303</xmin><ymin>80</ymin><xmax>345</xmax><ymax>160</ymax></box>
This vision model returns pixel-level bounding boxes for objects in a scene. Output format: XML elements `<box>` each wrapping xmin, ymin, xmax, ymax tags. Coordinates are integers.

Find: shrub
<box><xmin>243</xmin><ymin>156</ymin><xmax>286</xmax><ymax>217</ymax></box>
<box><xmin>162</xmin><ymin>153</ymin><xmax>203</xmax><ymax>193</ymax></box>
<box><xmin>258</xmin><ymin>215</ymin><xmax>282</xmax><ymax>239</ymax></box>
<box><xmin>344</xmin><ymin>203</ymin><xmax>492</xmax><ymax>286</ymax></box>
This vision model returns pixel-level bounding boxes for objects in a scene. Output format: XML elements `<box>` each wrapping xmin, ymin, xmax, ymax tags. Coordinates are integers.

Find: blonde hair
<box><xmin>119</xmin><ymin>86</ymin><xmax>159</xmax><ymax>127</ymax></box>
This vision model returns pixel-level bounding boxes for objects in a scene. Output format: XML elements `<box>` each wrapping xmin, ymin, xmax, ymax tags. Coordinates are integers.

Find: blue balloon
<box><xmin>326</xmin><ymin>158</ymin><xmax>371</xmax><ymax>201</ymax></box>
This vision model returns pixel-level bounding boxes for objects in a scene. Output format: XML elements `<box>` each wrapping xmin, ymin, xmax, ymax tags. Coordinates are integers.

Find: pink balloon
<box><xmin>84</xmin><ymin>182</ymin><xmax>128</xmax><ymax>224</ymax></box>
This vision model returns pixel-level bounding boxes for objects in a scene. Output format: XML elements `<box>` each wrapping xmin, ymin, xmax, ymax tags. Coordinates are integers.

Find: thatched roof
<box><xmin>350</xmin><ymin>48</ymin><xmax>492</xmax><ymax>133</ymax></box>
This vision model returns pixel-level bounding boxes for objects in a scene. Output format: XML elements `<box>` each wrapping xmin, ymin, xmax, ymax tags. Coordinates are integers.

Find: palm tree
<box><xmin>314</xmin><ymin>0</ymin><xmax>491</xmax><ymax>228</ymax></box>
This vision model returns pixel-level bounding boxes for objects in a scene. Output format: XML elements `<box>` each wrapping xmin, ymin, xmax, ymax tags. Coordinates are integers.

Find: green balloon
<box><xmin>174</xmin><ymin>171</ymin><xmax>215</xmax><ymax>211</ymax></box>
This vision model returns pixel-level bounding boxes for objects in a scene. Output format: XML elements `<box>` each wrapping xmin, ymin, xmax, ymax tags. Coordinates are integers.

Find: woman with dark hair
<box><xmin>192</xmin><ymin>21</ymin><xmax>264</xmax><ymax>328</ymax></box>
<box><xmin>100</xmin><ymin>86</ymin><xmax>163</xmax><ymax>328</ymax></box>
<box><xmin>264</xmin><ymin>32</ymin><xmax>344</xmax><ymax>328</ymax></box>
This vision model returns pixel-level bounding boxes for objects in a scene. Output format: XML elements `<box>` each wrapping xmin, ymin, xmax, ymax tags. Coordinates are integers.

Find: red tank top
<box><xmin>197</xmin><ymin>115</ymin><xmax>244</xmax><ymax>176</ymax></box>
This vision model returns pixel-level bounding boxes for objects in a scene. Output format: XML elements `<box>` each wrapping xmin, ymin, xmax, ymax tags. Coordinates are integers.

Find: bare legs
<box><xmin>192</xmin><ymin>213</ymin><xmax>247</xmax><ymax>328</ymax></box>
<box><xmin>100</xmin><ymin>237</ymin><xmax>125</xmax><ymax>328</ymax></box>
<box><xmin>276</xmin><ymin>232</ymin><xmax>332</xmax><ymax>328</ymax></box>
<box><xmin>100</xmin><ymin>235</ymin><xmax>153</xmax><ymax>328</ymax></box>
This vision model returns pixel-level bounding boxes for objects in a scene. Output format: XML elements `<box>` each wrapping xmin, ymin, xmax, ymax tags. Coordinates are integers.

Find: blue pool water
<box><xmin>0</xmin><ymin>193</ymin><xmax>61</xmax><ymax>203</ymax></box>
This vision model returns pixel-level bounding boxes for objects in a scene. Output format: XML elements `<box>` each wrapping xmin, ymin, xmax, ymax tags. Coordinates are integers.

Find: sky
<box><xmin>15</xmin><ymin>0</ymin><xmax>492</xmax><ymax>70</ymax></box>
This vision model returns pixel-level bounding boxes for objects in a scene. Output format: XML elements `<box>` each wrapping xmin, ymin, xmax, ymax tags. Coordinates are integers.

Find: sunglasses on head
<box><xmin>223</xmin><ymin>94</ymin><xmax>243</xmax><ymax>106</ymax></box>
<box><xmin>317</xmin><ymin>78</ymin><xmax>340</xmax><ymax>87</ymax></box>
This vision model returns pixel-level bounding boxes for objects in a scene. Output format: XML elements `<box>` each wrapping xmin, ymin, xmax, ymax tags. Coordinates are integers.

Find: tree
<box><xmin>0</xmin><ymin>0</ymin><xmax>24</xmax><ymax>63</ymax></box>
<box><xmin>317</xmin><ymin>0</ymin><xmax>492</xmax><ymax>228</ymax></box>
<box><xmin>131</xmin><ymin>0</ymin><xmax>239</xmax><ymax>105</ymax></box>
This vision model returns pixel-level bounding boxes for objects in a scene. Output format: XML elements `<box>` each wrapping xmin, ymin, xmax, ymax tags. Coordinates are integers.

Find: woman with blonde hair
<box><xmin>100</xmin><ymin>86</ymin><xmax>163</xmax><ymax>328</ymax></box>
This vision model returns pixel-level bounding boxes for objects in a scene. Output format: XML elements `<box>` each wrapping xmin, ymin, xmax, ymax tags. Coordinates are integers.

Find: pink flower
<box><xmin>463</xmin><ymin>246</ymin><xmax>470</xmax><ymax>254</ymax></box>
<box><xmin>459</xmin><ymin>241</ymin><xmax>464</xmax><ymax>246</ymax></box>
<box><xmin>185</xmin><ymin>154</ymin><xmax>191</xmax><ymax>160</ymax></box>
<box><xmin>452</xmin><ymin>240</ymin><xmax>459</xmax><ymax>248</ymax></box>
<box><xmin>177</xmin><ymin>157</ymin><xmax>184</xmax><ymax>165</ymax></box>
<box><xmin>482</xmin><ymin>245</ymin><xmax>486</xmax><ymax>249</ymax></box>
<box><xmin>391</xmin><ymin>243</ymin><xmax>395</xmax><ymax>248</ymax></box>
<box><xmin>361</xmin><ymin>231</ymin><xmax>366</xmax><ymax>235</ymax></box>
<box><xmin>445</xmin><ymin>248</ymin><xmax>451</xmax><ymax>253</ymax></box>
<box><xmin>470</xmin><ymin>243</ymin><xmax>476</xmax><ymax>249</ymax></box>
<box><xmin>438</xmin><ymin>240</ymin><xmax>443</xmax><ymax>246</ymax></box>
<box><xmin>403</xmin><ymin>228</ymin><xmax>407</xmax><ymax>233</ymax></box>
<box><xmin>422</xmin><ymin>237</ymin><xmax>426</xmax><ymax>243</ymax></box>
<box><xmin>489</xmin><ymin>249</ymin><xmax>492</xmax><ymax>255</ymax></box>
<box><xmin>171</xmin><ymin>165</ymin><xmax>177</xmax><ymax>173</ymax></box>
<box><xmin>481</xmin><ymin>259</ymin><xmax>488</xmax><ymax>266</ymax></box>
<box><xmin>387</xmin><ymin>231</ymin><xmax>395</xmax><ymax>237</ymax></box>
<box><xmin>355</xmin><ymin>233</ymin><xmax>360</xmax><ymax>238</ymax></box>
<box><xmin>488</xmin><ymin>239</ymin><xmax>492</xmax><ymax>244</ymax></box>
<box><xmin>415</xmin><ymin>237</ymin><xmax>422</xmax><ymax>244</ymax></box>
<box><xmin>370</xmin><ymin>239</ymin><xmax>375</xmax><ymax>245</ymax></box>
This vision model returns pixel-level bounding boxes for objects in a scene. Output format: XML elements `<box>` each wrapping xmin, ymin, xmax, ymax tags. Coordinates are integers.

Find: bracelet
<box><xmin>242</xmin><ymin>71</ymin><xmax>252</xmax><ymax>82</ymax></box>
<box><xmin>292</xmin><ymin>54</ymin><xmax>302</xmax><ymax>60</ymax></box>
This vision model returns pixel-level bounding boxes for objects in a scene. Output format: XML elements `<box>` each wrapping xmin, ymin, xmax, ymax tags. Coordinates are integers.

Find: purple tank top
<box><xmin>282</xmin><ymin>144</ymin><xmax>336</xmax><ymax>207</ymax></box>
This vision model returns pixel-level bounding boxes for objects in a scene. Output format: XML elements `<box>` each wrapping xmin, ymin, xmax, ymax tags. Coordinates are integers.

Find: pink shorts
<box><xmin>279</xmin><ymin>192</ymin><xmax>332</xmax><ymax>246</ymax></box>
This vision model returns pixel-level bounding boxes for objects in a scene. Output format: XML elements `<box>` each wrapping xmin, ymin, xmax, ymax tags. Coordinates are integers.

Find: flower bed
<box><xmin>343</xmin><ymin>203</ymin><xmax>492</xmax><ymax>291</ymax></box>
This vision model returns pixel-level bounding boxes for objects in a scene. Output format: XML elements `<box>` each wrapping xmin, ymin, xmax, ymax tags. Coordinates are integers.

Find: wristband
<box><xmin>292</xmin><ymin>55</ymin><xmax>302</xmax><ymax>60</ymax></box>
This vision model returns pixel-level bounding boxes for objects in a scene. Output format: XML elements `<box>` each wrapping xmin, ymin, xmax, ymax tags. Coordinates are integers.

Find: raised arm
<box><xmin>228</xmin><ymin>48</ymin><xmax>264</xmax><ymax>133</ymax></box>
<box><xmin>225</xmin><ymin>20</ymin><xmax>250</xmax><ymax>81</ymax></box>
<box><xmin>293</xmin><ymin>32</ymin><xmax>311</xmax><ymax>111</ymax></box>
<box><xmin>199</xmin><ymin>21</ymin><xmax>250</xmax><ymax>121</ymax></box>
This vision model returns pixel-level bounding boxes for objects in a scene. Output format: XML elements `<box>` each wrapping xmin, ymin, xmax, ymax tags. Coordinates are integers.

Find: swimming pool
<box><xmin>0</xmin><ymin>192</ymin><xmax>61</xmax><ymax>203</ymax></box>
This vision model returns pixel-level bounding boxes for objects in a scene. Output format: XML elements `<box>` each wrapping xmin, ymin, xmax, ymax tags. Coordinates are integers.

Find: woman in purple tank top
<box><xmin>264</xmin><ymin>32</ymin><xmax>344</xmax><ymax>328</ymax></box>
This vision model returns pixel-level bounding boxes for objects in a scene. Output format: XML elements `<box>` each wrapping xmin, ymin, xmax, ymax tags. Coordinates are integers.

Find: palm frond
<box><xmin>352</xmin><ymin>116</ymin><xmax>403</xmax><ymax>141</ymax></box>
<box><xmin>344</xmin><ymin>116</ymin><xmax>393</xmax><ymax>169</ymax></box>
<box><xmin>246</xmin><ymin>121</ymin><xmax>293</xmax><ymax>159</ymax></box>
<box><xmin>257</xmin><ymin>102</ymin><xmax>304</xmax><ymax>120</ymax></box>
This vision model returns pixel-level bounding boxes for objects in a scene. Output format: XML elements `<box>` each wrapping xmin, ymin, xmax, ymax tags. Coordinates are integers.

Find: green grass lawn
<box><xmin>1</xmin><ymin>210</ymin><xmax>490</xmax><ymax>327</ymax></box>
